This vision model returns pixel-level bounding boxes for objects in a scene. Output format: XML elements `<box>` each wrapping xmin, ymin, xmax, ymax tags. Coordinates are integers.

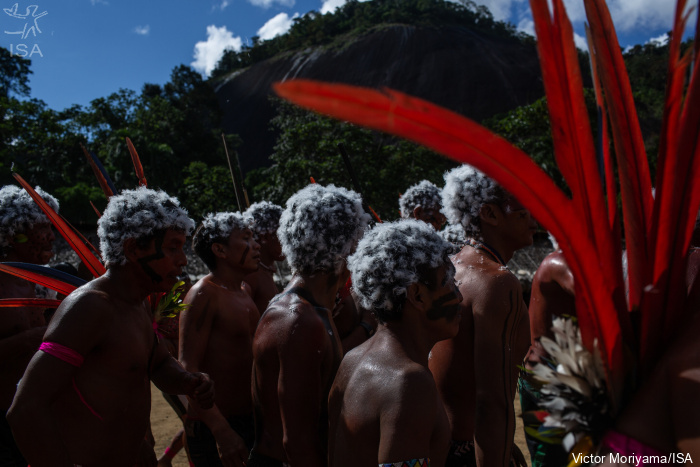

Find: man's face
<box><xmin>12</xmin><ymin>222</ymin><xmax>55</xmax><ymax>264</ymax></box>
<box><xmin>415</xmin><ymin>206</ymin><xmax>447</xmax><ymax>231</ymax></box>
<box><xmin>499</xmin><ymin>197</ymin><xmax>537</xmax><ymax>249</ymax></box>
<box><xmin>424</xmin><ymin>263</ymin><xmax>463</xmax><ymax>337</ymax></box>
<box><xmin>220</xmin><ymin>227</ymin><xmax>261</xmax><ymax>273</ymax></box>
<box><xmin>261</xmin><ymin>232</ymin><xmax>284</xmax><ymax>262</ymax></box>
<box><xmin>135</xmin><ymin>229</ymin><xmax>188</xmax><ymax>292</ymax></box>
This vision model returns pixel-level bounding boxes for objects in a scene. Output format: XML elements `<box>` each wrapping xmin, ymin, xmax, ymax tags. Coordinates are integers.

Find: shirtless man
<box><xmin>329</xmin><ymin>220</ymin><xmax>462</xmax><ymax>467</ymax></box>
<box><xmin>520</xmin><ymin>248</ymin><xmax>574</xmax><ymax>466</ymax></box>
<box><xmin>400</xmin><ymin>180</ymin><xmax>446</xmax><ymax>231</ymax></box>
<box><xmin>429</xmin><ymin>165</ymin><xmax>535</xmax><ymax>467</ymax></box>
<box><xmin>0</xmin><ymin>185</ymin><xmax>57</xmax><ymax>466</ymax></box>
<box><xmin>243</xmin><ymin>201</ymin><xmax>284</xmax><ymax>314</ymax></box>
<box><xmin>8</xmin><ymin>187</ymin><xmax>214</xmax><ymax>467</ymax></box>
<box><xmin>179</xmin><ymin>211</ymin><xmax>261</xmax><ymax>466</ymax></box>
<box><xmin>249</xmin><ymin>184</ymin><xmax>370</xmax><ymax>467</ymax></box>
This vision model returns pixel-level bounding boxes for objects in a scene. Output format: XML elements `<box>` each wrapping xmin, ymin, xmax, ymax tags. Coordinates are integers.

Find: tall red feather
<box><xmin>126</xmin><ymin>137</ymin><xmax>148</xmax><ymax>187</ymax></box>
<box><xmin>81</xmin><ymin>144</ymin><xmax>114</xmax><ymax>198</ymax></box>
<box><xmin>584</xmin><ymin>0</ymin><xmax>654</xmax><ymax>312</ymax></box>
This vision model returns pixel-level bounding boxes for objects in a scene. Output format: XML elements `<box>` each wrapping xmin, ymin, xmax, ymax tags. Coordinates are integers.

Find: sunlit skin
<box><xmin>251</xmin><ymin>268</ymin><xmax>347</xmax><ymax>467</ymax></box>
<box><xmin>0</xmin><ymin>222</ymin><xmax>56</xmax><ymax>412</ymax></box>
<box><xmin>523</xmin><ymin>250</ymin><xmax>575</xmax><ymax>368</ymax></box>
<box><xmin>329</xmin><ymin>264</ymin><xmax>462</xmax><ymax>467</ymax></box>
<box><xmin>179</xmin><ymin>227</ymin><xmax>262</xmax><ymax>466</ymax></box>
<box><xmin>429</xmin><ymin>198</ymin><xmax>535</xmax><ymax>467</ymax></box>
<box><xmin>7</xmin><ymin>229</ymin><xmax>215</xmax><ymax>467</ymax></box>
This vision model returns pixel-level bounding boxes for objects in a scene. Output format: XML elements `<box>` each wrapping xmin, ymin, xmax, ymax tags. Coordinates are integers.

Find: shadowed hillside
<box><xmin>213</xmin><ymin>22</ymin><xmax>544</xmax><ymax>172</ymax></box>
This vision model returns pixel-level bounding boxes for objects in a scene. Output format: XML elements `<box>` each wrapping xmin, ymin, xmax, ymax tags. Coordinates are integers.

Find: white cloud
<box><xmin>218</xmin><ymin>0</ymin><xmax>231</xmax><ymax>10</ymax></box>
<box><xmin>647</xmin><ymin>32</ymin><xmax>670</xmax><ymax>47</ymax></box>
<box><xmin>134</xmin><ymin>25</ymin><xmax>150</xmax><ymax>36</ymax></box>
<box><xmin>90</xmin><ymin>0</ymin><xmax>108</xmax><ymax>5</ymax></box>
<box><xmin>469</xmin><ymin>0</ymin><xmax>516</xmax><ymax>21</ymax></box>
<box><xmin>257</xmin><ymin>13</ymin><xmax>299</xmax><ymax>40</ymax></box>
<box><xmin>320</xmin><ymin>0</ymin><xmax>346</xmax><ymax>14</ymax></box>
<box><xmin>191</xmin><ymin>25</ymin><xmax>243</xmax><ymax>77</ymax></box>
<box><xmin>248</xmin><ymin>0</ymin><xmax>294</xmax><ymax>9</ymax></box>
<box><xmin>573</xmin><ymin>31</ymin><xmax>588</xmax><ymax>51</ymax></box>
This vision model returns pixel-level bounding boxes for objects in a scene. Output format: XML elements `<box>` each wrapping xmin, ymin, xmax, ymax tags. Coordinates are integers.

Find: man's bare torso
<box><xmin>429</xmin><ymin>246</ymin><xmax>530</xmax><ymax>441</ymax></box>
<box><xmin>252</xmin><ymin>288</ymin><xmax>342</xmax><ymax>462</ymax></box>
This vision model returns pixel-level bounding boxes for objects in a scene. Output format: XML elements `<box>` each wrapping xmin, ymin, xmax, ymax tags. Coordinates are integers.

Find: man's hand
<box><xmin>214</xmin><ymin>426</ymin><xmax>249</xmax><ymax>467</ymax></box>
<box><xmin>510</xmin><ymin>444</ymin><xmax>528</xmax><ymax>467</ymax></box>
<box><xmin>183</xmin><ymin>372</ymin><xmax>215</xmax><ymax>409</ymax></box>
<box><xmin>135</xmin><ymin>438</ymin><xmax>157</xmax><ymax>467</ymax></box>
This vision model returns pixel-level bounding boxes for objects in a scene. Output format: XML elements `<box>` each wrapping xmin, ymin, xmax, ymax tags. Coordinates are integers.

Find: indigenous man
<box><xmin>399</xmin><ymin>180</ymin><xmax>446</xmax><ymax>231</ymax></box>
<box><xmin>179</xmin><ymin>212</ymin><xmax>261</xmax><ymax>466</ymax></box>
<box><xmin>329</xmin><ymin>220</ymin><xmax>462</xmax><ymax>467</ymax></box>
<box><xmin>8</xmin><ymin>187</ymin><xmax>214</xmax><ymax>467</ymax></box>
<box><xmin>520</xmin><ymin>247</ymin><xmax>574</xmax><ymax>466</ymax></box>
<box><xmin>249</xmin><ymin>184</ymin><xmax>370</xmax><ymax>467</ymax></box>
<box><xmin>429</xmin><ymin>165</ymin><xmax>534</xmax><ymax>467</ymax></box>
<box><xmin>0</xmin><ymin>185</ymin><xmax>57</xmax><ymax>466</ymax></box>
<box><xmin>243</xmin><ymin>201</ymin><xmax>284</xmax><ymax>314</ymax></box>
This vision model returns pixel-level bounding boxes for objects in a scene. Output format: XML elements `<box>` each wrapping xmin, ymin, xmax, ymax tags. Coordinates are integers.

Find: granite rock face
<box><xmin>214</xmin><ymin>23</ymin><xmax>544</xmax><ymax>172</ymax></box>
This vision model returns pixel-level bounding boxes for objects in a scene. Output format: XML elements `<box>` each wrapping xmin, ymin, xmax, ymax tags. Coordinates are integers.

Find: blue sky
<box><xmin>1</xmin><ymin>0</ymin><xmax>694</xmax><ymax>111</ymax></box>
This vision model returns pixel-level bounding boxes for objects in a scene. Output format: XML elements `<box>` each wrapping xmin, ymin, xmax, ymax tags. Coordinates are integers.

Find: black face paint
<box><xmin>426</xmin><ymin>291</ymin><xmax>460</xmax><ymax>321</ymax></box>
<box><xmin>137</xmin><ymin>232</ymin><xmax>165</xmax><ymax>283</ymax></box>
<box><xmin>239</xmin><ymin>245</ymin><xmax>249</xmax><ymax>265</ymax></box>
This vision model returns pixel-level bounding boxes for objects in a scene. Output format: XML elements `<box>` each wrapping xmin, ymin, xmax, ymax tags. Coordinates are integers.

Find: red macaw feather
<box><xmin>0</xmin><ymin>263</ymin><xmax>77</xmax><ymax>296</ymax></box>
<box><xmin>0</xmin><ymin>298</ymin><xmax>62</xmax><ymax>308</ymax></box>
<box><xmin>585</xmin><ymin>24</ymin><xmax>619</xmax><ymax>234</ymax></box>
<box><xmin>273</xmin><ymin>80</ymin><xmax>626</xmax><ymax>403</ymax></box>
<box><xmin>310</xmin><ymin>176</ymin><xmax>316</xmax><ymax>184</ymax></box>
<box><xmin>81</xmin><ymin>144</ymin><xmax>114</xmax><ymax>198</ymax></box>
<box><xmin>126</xmin><ymin>137</ymin><xmax>148</xmax><ymax>187</ymax></box>
<box><xmin>639</xmin><ymin>0</ymin><xmax>697</xmax><ymax>370</ymax></box>
<box><xmin>368</xmin><ymin>205</ymin><xmax>383</xmax><ymax>223</ymax></box>
<box><xmin>584</xmin><ymin>0</ymin><xmax>653</xmax><ymax>311</ymax></box>
<box><xmin>12</xmin><ymin>173</ymin><xmax>107</xmax><ymax>278</ymax></box>
<box><xmin>90</xmin><ymin>201</ymin><xmax>102</xmax><ymax>218</ymax></box>
<box><xmin>531</xmin><ymin>0</ymin><xmax>631</xmax><ymax>354</ymax></box>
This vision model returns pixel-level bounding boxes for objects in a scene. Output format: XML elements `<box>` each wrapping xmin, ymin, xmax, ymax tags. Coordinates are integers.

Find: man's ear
<box><xmin>406</xmin><ymin>282</ymin><xmax>428</xmax><ymax>311</ymax></box>
<box><xmin>211</xmin><ymin>242</ymin><xmax>226</xmax><ymax>259</ymax></box>
<box><xmin>479</xmin><ymin>203</ymin><xmax>500</xmax><ymax>227</ymax></box>
<box><xmin>123</xmin><ymin>238</ymin><xmax>140</xmax><ymax>262</ymax></box>
<box><xmin>413</xmin><ymin>205</ymin><xmax>424</xmax><ymax>221</ymax></box>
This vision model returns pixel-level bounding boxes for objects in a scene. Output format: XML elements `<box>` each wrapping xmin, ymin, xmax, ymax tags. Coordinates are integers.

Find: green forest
<box><xmin>0</xmin><ymin>0</ymin><xmax>681</xmax><ymax>227</ymax></box>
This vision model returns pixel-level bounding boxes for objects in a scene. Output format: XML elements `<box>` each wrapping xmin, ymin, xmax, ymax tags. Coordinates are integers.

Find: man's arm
<box><xmin>178</xmin><ymin>286</ymin><xmax>246</xmax><ymax>466</ymax></box>
<box><xmin>278</xmin><ymin>311</ymin><xmax>328</xmax><ymax>467</ymax></box>
<box><xmin>473</xmin><ymin>274</ymin><xmax>529</xmax><ymax>467</ymax></box>
<box><xmin>377</xmin><ymin>369</ymin><xmax>440</xmax><ymax>465</ymax></box>
<box><xmin>7</xmin><ymin>291</ymin><xmax>107</xmax><ymax>467</ymax></box>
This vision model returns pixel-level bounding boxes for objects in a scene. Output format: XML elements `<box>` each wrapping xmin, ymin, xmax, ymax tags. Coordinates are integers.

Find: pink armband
<box><xmin>39</xmin><ymin>342</ymin><xmax>84</xmax><ymax>367</ymax></box>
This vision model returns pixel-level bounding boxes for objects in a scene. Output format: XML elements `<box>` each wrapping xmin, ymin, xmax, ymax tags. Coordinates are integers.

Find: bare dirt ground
<box><xmin>150</xmin><ymin>384</ymin><xmax>532</xmax><ymax>467</ymax></box>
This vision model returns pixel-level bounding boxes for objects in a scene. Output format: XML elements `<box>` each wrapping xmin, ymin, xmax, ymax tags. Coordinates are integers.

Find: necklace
<box><xmin>467</xmin><ymin>238</ymin><xmax>507</xmax><ymax>267</ymax></box>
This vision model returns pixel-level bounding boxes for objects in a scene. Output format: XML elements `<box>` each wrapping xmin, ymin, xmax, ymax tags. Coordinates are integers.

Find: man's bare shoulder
<box><xmin>257</xmin><ymin>292</ymin><xmax>330</xmax><ymax>345</ymax></box>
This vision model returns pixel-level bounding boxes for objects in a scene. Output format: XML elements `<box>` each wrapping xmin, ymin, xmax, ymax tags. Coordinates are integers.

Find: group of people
<box><xmin>0</xmin><ymin>161</ymin><xmax>695</xmax><ymax>467</ymax></box>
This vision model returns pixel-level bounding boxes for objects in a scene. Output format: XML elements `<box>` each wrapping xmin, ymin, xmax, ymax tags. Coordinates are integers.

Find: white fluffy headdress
<box><xmin>0</xmin><ymin>185</ymin><xmax>59</xmax><ymax>250</ymax></box>
<box><xmin>441</xmin><ymin>164</ymin><xmax>506</xmax><ymax>237</ymax></box>
<box><xmin>97</xmin><ymin>187</ymin><xmax>194</xmax><ymax>266</ymax></box>
<box><xmin>399</xmin><ymin>180</ymin><xmax>442</xmax><ymax>218</ymax></box>
<box><xmin>441</xmin><ymin>223</ymin><xmax>467</xmax><ymax>252</ymax></box>
<box><xmin>348</xmin><ymin>219</ymin><xmax>454</xmax><ymax>322</ymax></box>
<box><xmin>197</xmin><ymin>212</ymin><xmax>249</xmax><ymax>245</ymax></box>
<box><xmin>278</xmin><ymin>184</ymin><xmax>371</xmax><ymax>275</ymax></box>
<box><xmin>245</xmin><ymin>201</ymin><xmax>283</xmax><ymax>239</ymax></box>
